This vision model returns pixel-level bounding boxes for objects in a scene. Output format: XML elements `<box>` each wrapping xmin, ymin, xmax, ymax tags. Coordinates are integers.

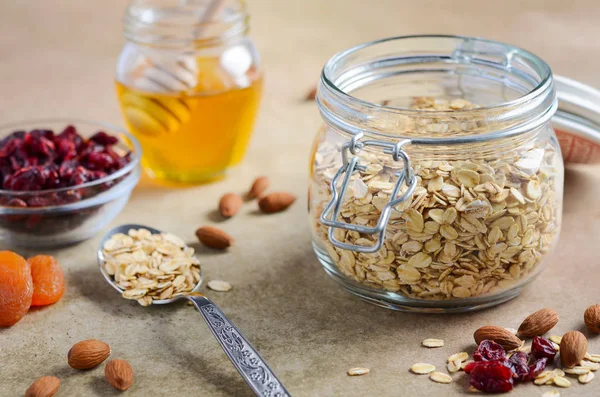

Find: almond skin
<box><xmin>473</xmin><ymin>325</ymin><xmax>522</xmax><ymax>351</ymax></box>
<box><xmin>105</xmin><ymin>359</ymin><xmax>134</xmax><ymax>391</ymax></box>
<box><xmin>67</xmin><ymin>339</ymin><xmax>110</xmax><ymax>370</ymax></box>
<box><xmin>517</xmin><ymin>308</ymin><xmax>559</xmax><ymax>337</ymax></box>
<box><xmin>195</xmin><ymin>226</ymin><xmax>234</xmax><ymax>249</ymax></box>
<box><xmin>248</xmin><ymin>176</ymin><xmax>269</xmax><ymax>199</ymax></box>
<box><xmin>560</xmin><ymin>331</ymin><xmax>587</xmax><ymax>367</ymax></box>
<box><xmin>25</xmin><ymin>376</ymin><xmax>60</xmax><ymax>397</ymax></box>
<box><xmin>258</xmin><ymin>192</ymin><xmax>296</xmax><ymax>214</ymax></box>
<box><xmin>218</xmin><ymin>193</ymin><xmax>243</xmax><ymax>218</ymax></box>
<box><xmin>584</xmin><ymin>304</ymin><xmax>600</xmax><ymax>334</ymax></box>
<box><xmin>306</xmin><ymin>86</ymin><xmax>317</xmax><ymax>101</ymax></box>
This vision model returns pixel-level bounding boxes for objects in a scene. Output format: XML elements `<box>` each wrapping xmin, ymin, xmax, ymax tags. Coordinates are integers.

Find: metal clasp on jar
<box><xmin>320</xmin><ymin>132</ymin><xmax>417</xmax><ymax>253</ymax></box>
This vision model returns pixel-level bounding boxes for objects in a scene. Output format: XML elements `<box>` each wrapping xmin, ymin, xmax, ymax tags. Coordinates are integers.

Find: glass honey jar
<box><xmin>115</xmin><ymin>0</ymin><xmax>262</xmax><ymax>183</ymax></box>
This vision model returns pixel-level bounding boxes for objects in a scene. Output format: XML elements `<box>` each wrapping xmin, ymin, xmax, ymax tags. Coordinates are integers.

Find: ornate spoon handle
<box><xmin>187</xmin><ymin>294</ymin><xmax>291</xmax><ymax>397</ymax></box>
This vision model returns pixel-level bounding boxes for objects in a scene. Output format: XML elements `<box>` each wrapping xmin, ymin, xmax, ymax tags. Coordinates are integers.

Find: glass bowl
<box><xmin>0</xmin><ymin>119</ymin><xmax>141</xmax><ymax>247</ymax></box>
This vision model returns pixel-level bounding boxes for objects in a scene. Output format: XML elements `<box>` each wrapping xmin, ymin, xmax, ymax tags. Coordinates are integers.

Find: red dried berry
<box><xmin>464</xmin><ymin>361</ymin><xmax>478</xmax><ymax>374</ymax></box>
<box><xmin>90</xmin><ymin>131</ymin><xmax>118</xmax><ymax>146</ymax></box>
<box><xmin>526</xmin><ymin>357</ymin><xmax>548</xmax><ymax>381</ymax></box>
<box><xmin>469</xmin><ymin>360</ymin><xmax>514</xmax><ymax>393</ymax></box>
<box><xmin>506</xmin><ymin>352</ymin><xmax>529</xmax><ymax>381</ymax></box>
<box><xmin>531</xmin><ymin>336</ymin><xmax>557</xmax><ymax>360</ymax></box>
<box><xmin>474</xmin><ymin>340</ymin><xmax>507</xmax><ymax>362</ymax></box>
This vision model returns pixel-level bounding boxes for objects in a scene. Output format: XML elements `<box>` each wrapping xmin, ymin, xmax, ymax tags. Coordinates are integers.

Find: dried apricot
<box><xmin>0</xmin><ymin>251</ymin><xmax>32</xmax><ymax>327</ymax></box>
<box><xmin>28</xmin><ymin>255</ymin><xmax>65</xmax><ymax>307</ymax></box>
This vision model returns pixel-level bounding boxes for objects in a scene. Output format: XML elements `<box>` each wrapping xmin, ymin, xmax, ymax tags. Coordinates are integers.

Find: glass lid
<box><xmin>552</xmin><ymin>75</ymin><xmax>600</xmax><ymax>164</ymax></box>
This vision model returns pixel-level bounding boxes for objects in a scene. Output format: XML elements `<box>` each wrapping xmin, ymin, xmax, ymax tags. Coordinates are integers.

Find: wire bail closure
<box><xmin>319</xmin><ymin>133</ymin><xmax>417</xmax><ymax>253</ymax></box>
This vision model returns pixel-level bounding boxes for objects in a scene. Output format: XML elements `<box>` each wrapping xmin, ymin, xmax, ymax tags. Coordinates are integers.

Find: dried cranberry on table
<box><xmin>468</xmin><ymin>339</ymin><xmax>551</xmax><ymax>393</ymax></box>
<box><xmin>531</xmin><ymin>336</ymin><xmax>557</xmax><ymax>360</ymax></box>
<box><xmin>473</xmin><ymin>340</ymin><xmax>506</xmax><ymax>362</ymax></box>
<box><xmin>469</xmin><ymin>360</ymin><xmax>514</xmax><ymax>393</ymax></box>
<box><xmin>505</xmin><ymin>352</ymin><xmax>548</xmax><ymax>382</ymax></box>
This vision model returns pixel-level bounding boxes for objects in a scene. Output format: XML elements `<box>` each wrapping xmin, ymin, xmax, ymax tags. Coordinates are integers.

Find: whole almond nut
<box><xmin>518</xmin><ymin>308</ymin><xmax>559</xmax><ymax>337</ymax></box>
<box><xmin>105</xmin><ymin>359</ymin><xmax>134</xmax><ymax>391</ymax></box>
<box><xmin>560</xmin><ymin>331</ymin><xmax>588</xmax><ymax>368</ymax></box>
<box><xmin>67</xmin><ymin>339</ymin><xmax>111</xmax><ymax>369</ymax></box>
<box><xmin>25</xmin><ymin>376</ymin><xmax>60</xmax><ymax>397</ymax></box>
<box><xmin>258</xmin><ymin>192</ymin><xmax>296</xmax><ymax>214</ymax></box>
<box><xmin>248</xmin><ymin>176</ymin><xmax>269</xmax><ymax>199</ymax></box>
<box><xmin>473</xmin><ymin>325</ymin><xmax>522</xmax><ymax>351</ymax></box>
<box><xmin>584</xmin><ymin>304</ymin><xmax>600</xmax><ymax>334</ymax></box>
<box><xmin>196</xmin><ymin>226</ymin><xmax>234</xmax><ymax>249</ymax></box>
<box><xmin>218</xmin><ymin>193</ymin><xmax>243</xmax><ymax>218</ymax></box>
<box><xmin>306</xmin><ymin>86</ymin><xmax>317</xmax><ymax>101</ymax></box>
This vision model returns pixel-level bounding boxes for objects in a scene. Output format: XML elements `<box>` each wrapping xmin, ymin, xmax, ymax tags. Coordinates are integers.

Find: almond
<box><xmin>258</xmin><ymin>192</ymin><xmax>296</xmax><ymax>213</ymax></box>
<box><xmin>560</xmin><ymin>331</ymin><xmax>588</xmax><ymax>368</ymax></box>
<box><xmin>306</xmin><ymin>86</ymin><xmax>317</xmax><ymax>101</ymax></box>
<box><xmin>195</xmin><ymin>226</ymin><xmax>234</xmax><ymax>249</ymax></box>
<box><xmin>67</xmin><ymin>339</ymin><xmax>110</xmax><ymax>369</ymax></box>
<box><xmin>105</xmin><ymin>359</ymin><xmax>134</xmax><ymax>391</ymax></box>
<box><xmin>517</xmin><ymin>308</ymin><xmax>559</xmax><ymax>337</ymax></box>
<box><xmin>248</xmin><ymin>176</ymin><xmax>269</xmax><ymax>199</ymax></box>
<box><xmin>218</xmin><ymin>193</ymin><xmax>243</xmax><ymax>218</ymax></box>
<box><xmin>473</xmin><ymin>325</ymin><xmax>522</xmax><ymax>351</ymax></box>
<box><xmin>584</xmin><ymin>304</ymin><xmax>600</xmax><ymax>334</ymax></box>
<box><xmin>25</xmin><ymin>376</ymin><xmax>60</xmax><ymax>397</ymax></box>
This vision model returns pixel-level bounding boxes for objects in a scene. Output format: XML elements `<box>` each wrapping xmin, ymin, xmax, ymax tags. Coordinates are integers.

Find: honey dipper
<box><xmin>121</xmin><ymin>0</ymin><xmax>226</xmax><ymax>135</ymax></box>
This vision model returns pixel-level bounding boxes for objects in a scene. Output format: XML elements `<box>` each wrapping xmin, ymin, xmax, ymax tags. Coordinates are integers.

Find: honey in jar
<box><xmin>115</xmin><ymin>0</ymin><xmax>262</xmax><ymax>183</ymax></box>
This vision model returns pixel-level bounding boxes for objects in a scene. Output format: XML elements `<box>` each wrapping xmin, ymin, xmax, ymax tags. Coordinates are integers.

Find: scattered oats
<box><xmin>552</xmin><ymin>376</ymin><xmax>571</xmax><ymax>388</ymax></box>
<box><xmin>347</xmin><ymin>367</ymin><xmax>370</xmax><ymax>376</ymax></box>
<box><xmin>447</xmin><ymin>360</ymin><xmax>461</xmax><ymax>373</ymax></box>
<box><xmin>542</xmin><ymin>391</ymin><xmax>560</xmax><ymax>397</ymax></box>
<box><xmin>410</xmin><ymin>363</ymin><xmax>436</xmax><ymax>374</ymax></box>
<box><xmin>580</xmin><ymin>360</ymin><xmax>600</xmax><ymax>371</ymax></box>
<box><xmin>586</xmin><ymin>353</ymin><xmax>600</xmax><ymax>363</ymax></box>
<box><xmin>564</xmin><ymin>367</ymin><xmax>591</xmax><ymax>375</ymax></box>
<box><xmin>579</xmin><ymin>371</ymin><xmax>594</xmax><ymax>384</ymax></box>
<box><xmin>519</xmin><ymin>344</ymin><xmax>531</xmax><ymax>354</ymax></box>
<box><xmin>447</xmin><ymin>352</ymin><xmax>468</xmax><ymax>363</ymax></box>
<box><xmin>535</xmin><ymin>372</ymin><xmax>555</xmax><ymax>385</ymax></box>
<box><xmin>552</xmin><ymin>369</ymin><xmax>565</xmax><ymax>377</ymax></box>
<box><xmin>429</xmin><ymin>371</ymin><xmax>452</xmax><ymax>384</ymax></box>
<box><xmin>549</xmin><ymin>335</ymin><xmax>562</xmax><ymax>345</ymax></box>
<box><xmin>467</xmin><ymin>385</ymin><xmax>481</xmax><ymax>393</ymax></box>
<box><xmin>461</xmin><ymin>361</ymin><xmax>473</xmax><ymax>370</ymax></box>
<box><xmin>207</xmin><ymin>280</ymin><xmax>232</xmax><ymax>292</ymax></box>
<box><xmin>422</xmin><ymin>339</ymin><xmax>444</xmax><ymax>348</ymax></box>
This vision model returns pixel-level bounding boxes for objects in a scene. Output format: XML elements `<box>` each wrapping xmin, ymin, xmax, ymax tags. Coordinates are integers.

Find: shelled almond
<box><xmin>248</xmin><ymin>176</ymin><xmax>269</xmax><ymax>199</ymax></box>
<box><xmin>584</xmin><ymin>304</ymin><xmax>600</xmax><ymax>333</ymax></box>
<box><xmin>25</xmin><ymin>376</ymin><xmax>60</xmax><ymax>397</ymax></box>
<box><xmin>219</xmin><ymin>193</ymin><xmax>243</xmax><ymax>218</ymax></box>
<box><xmin>196</xmin><ymin>226</ymin><xmax>234</xmax><ymax>249</ymax></box>
<box><xmin>518</xmin><ymin>308</ymin><xmax>559</xmax><ymax>337</ymax></box>
<box><xmin>105</xmin><ymin>359</ymin><xmax>134</xmax><ymax>391</ymax></box>
<box><xmin>258</xmin><ymin>192</ymin><xmax>296</xmax><ymax>213</ymax></box>
<box><xmin>68</xmin><ymin>339</ymin><xmax>111</xmax><ymax>370</ymax></box>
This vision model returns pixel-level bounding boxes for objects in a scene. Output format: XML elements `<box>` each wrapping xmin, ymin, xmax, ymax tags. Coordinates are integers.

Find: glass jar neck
<box><xmin>124</xmin><ymin>0</ymin><xmax>249</xmax><ymax>50</ymax></box>
<box><xmin>317</xmin><ymin>35</ymin><xmax>556</xmax><ymax>146</ymax></box>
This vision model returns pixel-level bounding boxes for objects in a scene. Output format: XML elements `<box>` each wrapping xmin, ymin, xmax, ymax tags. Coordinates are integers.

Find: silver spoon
<box><xmin>98</xmin><ymin>224</ymin><xmax>290</xmax><ymax>397</ymax></box>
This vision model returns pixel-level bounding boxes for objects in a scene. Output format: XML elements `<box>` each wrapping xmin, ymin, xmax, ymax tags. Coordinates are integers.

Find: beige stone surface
<box><xmin>1</xmin><ymin>0</ymin><xmax>600</xmax><ymax>396</ymax></box>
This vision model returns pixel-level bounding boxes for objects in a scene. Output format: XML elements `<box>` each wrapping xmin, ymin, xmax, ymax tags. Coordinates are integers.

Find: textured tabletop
<box><xmin>1</xmin><ymin>1</ymin><xmax>600</xmax><ymax>396</ymax></box>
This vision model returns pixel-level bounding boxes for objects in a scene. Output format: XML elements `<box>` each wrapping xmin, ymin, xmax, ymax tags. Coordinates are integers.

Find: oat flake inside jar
<box><xmin>309</xmin><ymin>35</ymin><xmax>566</xmax><ymax>312</ymax></box>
